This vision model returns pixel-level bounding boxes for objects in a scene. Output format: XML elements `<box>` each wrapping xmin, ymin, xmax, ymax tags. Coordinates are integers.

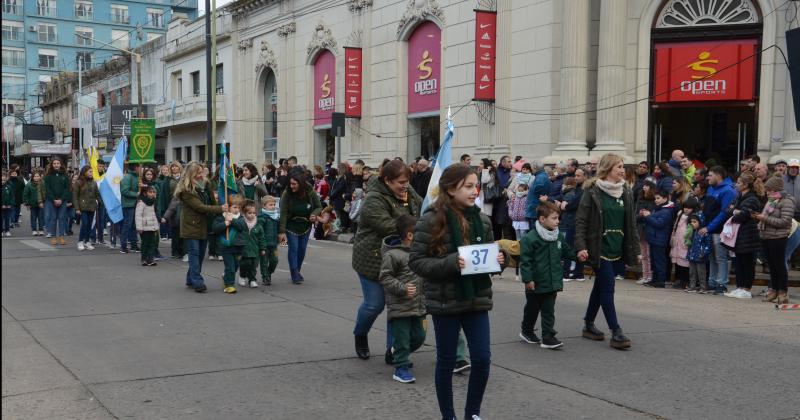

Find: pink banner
<box><xmin>407</xmin><ymin>21</ymin><xmax>441</xmax><ymax>115</ymax></box>
<box><xmin>314</xmin><ymin>50</ymin><xmax>336</xmax><ymax>126</ymax></box>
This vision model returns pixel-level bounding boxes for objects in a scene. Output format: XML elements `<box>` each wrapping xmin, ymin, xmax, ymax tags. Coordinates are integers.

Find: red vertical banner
<box><xmin>313</xmin><ymin>50</ymin><xmax>336</xmax><ymax>126</ymax></box>
<box><xmin>474</xmin><ymin>10</ymin><xmax>497</xmax><ymax>101</ymax></box>
<box><xmin>344</xmin><ymin>47</ymin><xmax>362</xmax><ymax>118</ymax></box>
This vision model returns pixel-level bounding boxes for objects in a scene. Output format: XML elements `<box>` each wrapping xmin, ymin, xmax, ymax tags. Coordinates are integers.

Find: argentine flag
<box><xmin>421</xmin><ymin>107</ymin><xmax>454</xmax><ymax>212</ymax></box>
<box><xmin>98</xmin><ymin>137</ymin><xmax>126</xmax><ymax>223</ymax></box>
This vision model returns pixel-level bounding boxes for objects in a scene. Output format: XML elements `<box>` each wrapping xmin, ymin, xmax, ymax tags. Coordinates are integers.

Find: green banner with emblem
<box><xmin>128</xmin><ymin>118</ymin><xmax>156</xmax><ymax>163</ymax></box>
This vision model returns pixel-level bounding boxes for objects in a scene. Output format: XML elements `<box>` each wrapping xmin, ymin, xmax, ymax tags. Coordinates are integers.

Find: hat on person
<box><xmin>774</xmin><ymin>158</ymin><xmax>787</xmax><ymax>165</ymax></box>
<box><xmin>512</xmin><ymin>159</ymin><xmax>526</xmax><ymax>172</ymax></box>
<box><xmin>764</xmin><ymin>176</ymin><xmax>784</xmax><ymax>192</ymax></box>
<box><xmin>789</xmin><ymin>159</ymin><xmax>800</xmax><ymax>168</ymax></box>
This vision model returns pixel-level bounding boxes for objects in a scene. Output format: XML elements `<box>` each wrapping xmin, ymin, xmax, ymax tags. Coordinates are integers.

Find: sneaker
<box><xmin>644</xmin><ymin>281</ymin><xmax>665</xmax><ymax>288</ymax></box>
<box><xmin>615</xmin><ymin>275</ymin><xmax>624</xmax><ymax>281</ymax></box>
<box><xmin>698</xmin><ymin>288</ymin><xmax>710</xmax><ymax>294</ymax></box>
<box><xmin>119</xmin><ymin>248</ymin><xmax>129</xmax><ymax>254</ymax></box>
<box><xmin>563</xmin><ymin>277</ymin><xmax>573</xmax><ymax>283</ymax></box>
<box><xmin>194</xmin><ymin>285</ymin><xmax>207</xmax><ymax>293</ymax></box>
<box><xmin>77</xmin><ymin>241</ymin><xmax>85</xmax><ymax>251</ymax></box>
<box><xmin>472</xmin><ymin>416</ymin><xmax>483</xmax><ymax>420</ymax></box>
<box><xmin>32</xmin><ymin>231</ymin><xmax>38</xmax><ymax>236</ymax></box>
<box><xmin>218</xmin><ymin>255</ymin><xmax>224</xmax><ymax>261</ymax></box>
<box><xmin>575</xmin><ymin>277</ymin><xmax>586</xmax><ymax>282</ymax></box>
<box><xmin>50</xmin><ymin>238</ymin><xmax>57</xmax><ymax>246</ymax></box>
<box><xmin>209</xmin><ymin>255</ymin><xmax>217</xmax><ymax>261</ymax></box>
<box><xmin>392</xmin><ymin>367</ymin><xmax>415</xmax><ymax>384</ymax></box>
<box><xmin>540</xmin><ymin>336</ymin><xmax>564</xmax><ymax>349</ymax></box>
<box><xmin>182</xmin><ymin>255</ymin><xmax>189</xmax><ymax>262</ymax></box>
<box><xmin>131</xmin><ymin>248</ymin><xmax>140</xmax><ymax>253</ymax></box>
<box><xmin>223</xmin><ymin>286</ymin><xmax>237</xmax><ymax>294</ymax></box>
<box><xmin>262</xmin><ymin>277</ymin><xmax>272</xmax><ymax>286</ymax></box>
<box><xmin>153</xmin><ymin>256</ymin><xmax>166</xmax><ymax>261</ymax></box>
<box><xmin>684</xmin><ymin>288</ymin><xmax>698</xmax><ymax>293</ymax></box>
<box><xmin>238</xmin><ymin>276</ymin><xmax>247</xmax><ymax>287</ymax></box>
<box><xmin>453</xmin><ymin>359</ymin><xmax>471</xmax><ymax>374</ymax></box>
<box><xmin>723</xmin><ymin>288</ymin><xmax>740</xmax><ymax>298</ymax></box>
<box><xmin>733</xmin><ymin>289</ymin><xmax>752</xmax><ymax>299</ymax></box>
<box><xmin>519</xmin><ymin>331</ymin><xmax>541</xmax><ymax>344</ymax></box>
<box><xmin>636</xmin><ymin>278</ymin><xmax>650</xmax><ymax>285</ymax></box>
<box><xmin>147</xmin><ymin>261</ymin><xmax>158</xmax><ymax>266</ymax></box>
<box><xmin>249</xmin><ymin>280</ymin><xmax>258</xmax><ymax>288</ymax></box>
<box><xmin>46</xmin><ymin>233</ymin><xmax>53</xmax><ymax>238</ymax></box>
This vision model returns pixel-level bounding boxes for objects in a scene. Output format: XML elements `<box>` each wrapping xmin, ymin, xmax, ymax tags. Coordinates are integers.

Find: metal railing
<box><xmin>155</xmin><ymin>94</ymin><xmax>226</xmax><ymax>128</ymax></box>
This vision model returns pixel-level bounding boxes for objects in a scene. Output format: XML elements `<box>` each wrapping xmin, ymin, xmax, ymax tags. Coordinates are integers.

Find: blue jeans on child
<box><xmin>286</xmin><ymin>231</ymin><xmax>310</xmax><ymax>272</ymax></box>
<box><xmin>79</xmin><ymin>211</ymin><xmax>95</xmax><ymax>243</ymax></box>
<box><xmin>29</xmin><ymin>206</ymin><xmax>44</xmax><ymax>232</ymax></box>
<box><xmin>44</xmin><ymin>200</ymin><xmax>68</xmax><ymax>236</ymax></box>
<box><xmin>184</xmin><ymin>239</ymin><xmax>208</xmax><ymax>289</ymax></box>
<box><xmin>1</xmin><ymin>208</ymin><xmax>11</xmax><ymax>233</ymax></box>
<box><xmin>584</xmin><ymin>259</ymin><xmax>624</xmax><ymax>331</ymax></box>
<box><xmin>353</xmin><ymin>274</ymin><xmax>392</xmax><ymax>349</ymax></box>
<box><xmin>432</xmin><ymin>311</ymin><xmax>491</xmax><ymax>420</ymax></box>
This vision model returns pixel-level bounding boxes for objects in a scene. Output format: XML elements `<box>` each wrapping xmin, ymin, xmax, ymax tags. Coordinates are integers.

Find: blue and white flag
<box><xmin>98</xmin><ymin>136</ymin><xmax>126</xmax><ymax>223</ymax></box>
<box><xmin>421</xmin><ymin>107</ymin><xmax>454</xmax><ymax>212</ymax></box>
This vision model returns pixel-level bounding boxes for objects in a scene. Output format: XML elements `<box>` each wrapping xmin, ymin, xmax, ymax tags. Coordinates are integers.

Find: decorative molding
<box><xmin>277</xmin><ymin>22</ymin><xmax>296</xmax><ymax>38</ymax></box>
<box><xmin>348</xmin><ymin>0</ymin><xmax>373</xmax><ymax>13</ymax></box>
<box><xmin>397</xmin><ymin>0</ymin><xmax>445</xmax><ymax>40</ymax></box>
<box><xmin>656</xmin><ymin>0</ymin><xmax>759</xmax><ymax>28</ymax></box>
<box><xmin>307</xmin><ymin>22</ymin><xmax>337</xmax><ymax>58</ymax></box>
<box><xmin>345</xmin><ymin>29</ymin><xmax>363</xmax><ymax>48</ymax></box>
<box><xmin>255</xmin><ymin>40</ymin><xmax>277</xmax><ymax>75</ymax></box>
<box><xmin>238</xmin><ymin>38</ymin><xmax>254</xmax><ymax>51</ymax></box>
<box><xmin>475</xmin><ymin>0</ymin><xmax>496</xmax><ymax>12</ymax></box>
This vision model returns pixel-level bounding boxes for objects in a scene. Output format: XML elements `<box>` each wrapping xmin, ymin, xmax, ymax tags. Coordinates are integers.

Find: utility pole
<box><xmin>210</xmin><ymin>0</ymin><xmax>217</xmax><ymax>171</ymax></box>
<box><xmin>78</xmin><ymin>56</ymin><xmax>83</xmax><ymax>162</ymax></box>
<box><xmin>136</xmin><ymin>53</ymin><xmax>143</xmax><ymax>118</ymax></box>
<box><xmin>205</xmin><ymin>0</ymin><xmax>213</xmax><ymax>170</ymax></box>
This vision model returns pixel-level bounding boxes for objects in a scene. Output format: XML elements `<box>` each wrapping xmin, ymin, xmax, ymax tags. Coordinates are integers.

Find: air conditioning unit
<box><xmin>29</xmin><ymin>26</ymin><xmax>37</xmax><ymax>32</ymax></box>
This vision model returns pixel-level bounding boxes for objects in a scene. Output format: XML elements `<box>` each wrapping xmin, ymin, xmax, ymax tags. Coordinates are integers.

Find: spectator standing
<box><xmin>753</xmin><ymin>176</ymin><xmax>794</xmax><ymax>304</ymax></box>
<box><xmin>525</xmin><ymin>160</ymin><xmax>552</xmax><ymax>226</ymax></box>
<box><xmin>700</xmin><ymin>166</ymin><xmax>737</xmax><ymax>294</ymax></box>
<box><xmin>723</xmin><ymin>172</ymin><xmax>765</xmax><ymax>299</ymax></box>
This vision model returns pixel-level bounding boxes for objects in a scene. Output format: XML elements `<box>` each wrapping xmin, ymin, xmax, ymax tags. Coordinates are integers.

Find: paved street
<box><xmin>2</xmin><ymin>230</ymin><xmax>800</xmax><ymax>420</ymax></box>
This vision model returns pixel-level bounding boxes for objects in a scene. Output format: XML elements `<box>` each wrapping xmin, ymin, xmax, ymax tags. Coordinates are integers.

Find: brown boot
<box><xmin>762</xmin><ymin>289</ymin><xmax>778</xmax><ymax>302</ymax></box>
<box><xmin>776</xmin><ymin>291</ymin><xmax>789</xmax><ymax>304</ymax></box>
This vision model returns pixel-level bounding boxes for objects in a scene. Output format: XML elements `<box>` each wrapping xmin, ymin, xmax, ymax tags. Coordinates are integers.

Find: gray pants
<box><xmin>689</xmin><ymin>262</ymin><xmax>708</xmax><ymax>290</ymax></box>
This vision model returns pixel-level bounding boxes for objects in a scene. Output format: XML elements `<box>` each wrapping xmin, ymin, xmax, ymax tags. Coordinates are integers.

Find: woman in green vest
<box><xmin>279</xmin><ymin>171</ymin><xmax>322</xmax><ymax>284</ymax></box>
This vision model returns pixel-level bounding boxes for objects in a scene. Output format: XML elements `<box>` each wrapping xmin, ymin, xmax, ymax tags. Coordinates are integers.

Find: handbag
<box><xmin>720</xmin><ymin>217</ymin><xmax>740</xmax><ymax>250</ymax></box>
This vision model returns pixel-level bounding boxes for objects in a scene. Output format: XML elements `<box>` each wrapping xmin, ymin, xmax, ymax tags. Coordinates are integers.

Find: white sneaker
<box><xmin>636</xmin><ymin>278</ymin><xmax>649</xmax><ymax>285</ymax></box>
<box><xmin>218</xmin><ymin>255</ymin><xmax>224</xmax><ymax>261</ymax></box>
<box><xmin>77</xmin><ymin>241</ymin><xmax>85</xmax><ymax>251</ymax></box>
<box><xmin>734</xmin><ymin>289</ymin><xmax>752</xmax><ymax>299</ymax></box>
<box><xmin>576</xmin><ymin>278</ymin><xmax>586</xmax><ymax>282</ymax></box>
<box><xmin>85</xmin><ymin>242</ymin><xmax>95</xmax><ymax>250</ymax></box>
<box><xmin>46</xmin><ymin>233</ymin><xmax>53</xmax><ymax>238</ymax></box>
<box><xmin>472</xmin><ymin>416</ymin><xmax>482</xmax><ymax>420</ymax></box>
<box><xmin>238</xmin><ymin>276</ymin><xmax>247</xmax><ymax>287</ymax></box>
<box><xmin>514</xmin><ymin>275</ymin><xmax>520</xmax><ymax>282</ymax></box>
<box><xmin>32</xmin><ymin>231</ymin><xmax>38</xmax><ymax>236</ymax></box>
<box><xmin>724</xmin><ymin>288</ymin><xmax>740</xmax><ymax>298</ymax></box>
<box><xmin>615</xmin><ymin>275</ymin><xmax>624</xmax><ymax>281</ymax></box>
<box><xmin>563</xmin><ymin>278</ymin><xmax>573</xmax><ymax>282</ymax></box>
<box><xmin>182</xmin><ymin>255</ymin><xmax>189</xmax><ymax>262</ymax></box>
<box><xmin>249</xmin><ymin>280</ymin><xmax>258</xmax><ymax>288</ymax></box>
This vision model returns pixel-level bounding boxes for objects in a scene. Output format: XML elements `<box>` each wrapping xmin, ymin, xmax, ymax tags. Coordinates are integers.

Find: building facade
<box><xmin>1</xmin><ymin>0</ymin><xmax>197</xmax><ymax>123</ymax></box>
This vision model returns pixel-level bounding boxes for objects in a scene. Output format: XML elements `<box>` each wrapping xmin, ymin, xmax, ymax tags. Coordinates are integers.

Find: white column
<box><xmin>781</xmin><ymin>70</ymin><xmax>800</xmax><ymax>155</ymax></box>
<box><xmin>594</xmin><ymin>0</ymin><xmax>627</xmax><ymax>153</ymax></box>
<box><xmin>555</xmin><ymin>0</ymin><xmax>590</xmax><ymax>153</ymax></box>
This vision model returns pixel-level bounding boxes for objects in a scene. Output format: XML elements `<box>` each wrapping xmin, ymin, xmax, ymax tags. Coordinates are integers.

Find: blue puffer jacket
<box><xmin>657</xmin><ymin>174</ymin><xmax>674</xmax><ymax>193</ymax></box>
<box><xmin>644</xmin><ymin>202</ymin><xmax>675</xmax><ymax>246</ymax></box>
<box><xmin>525</xmin><ymin>169</ymin><xmax>552</xmax><ymax>219</ymax></box>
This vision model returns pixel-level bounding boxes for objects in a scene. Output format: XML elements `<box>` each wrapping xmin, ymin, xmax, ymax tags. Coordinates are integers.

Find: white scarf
<box><xmin>245</xmin><ymin>217</ymin><xmax>257</xmax><ymax>230</ymax></box>
<box><xmin>595</xmin><ymin>179</ymin><xmax>625</xmax><ymax>199</ymax></box>
<box><xmin>242</xmin><ymin>176</ymin><xmax>259</xmax><ymax>186</ymax></box>
<box><xmin>535</xmin><ymin>221</ymin><xmax>559</xmax><ymax>242</ymax></box>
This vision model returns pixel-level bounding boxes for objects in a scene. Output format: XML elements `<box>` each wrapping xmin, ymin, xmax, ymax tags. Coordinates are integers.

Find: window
<box><xmin>146</xmin><ymin>32</ymin><xmax>161</xmax><ymax>42</ymax></box>
<box><xmin>197</xmin><ymin>145</ymin><xmax>206</xmax><ymax>162</ymax></box>
<box><xmin>2</xmin><ymin>74</ymin><xmax>25</xmax><ymax>99</ymax></box>
<box><xmin>146</xmin><ymin>8</ymin><xmax>165</xmax><ymax>28</ymax></box>
<box><xmin>111</xmin><ymin>29</ymin><xmax>129</xmax><ymax>49</ymax></box>
<box><xmin>37</xmin><ymin>23</ymin><xmax>56</xmax><ymax>43</ymax></box>
<box><xmin>36</xmin><ymin>0</ymin><xmax>56</xmax><ymax>16</ymax></box>
<box><xmin>75</xmin><ymin>26</ymin><xmax>92</xmax><ymax>46</ymax></box>
<box><xmin>76</xmin><ymin>51</ymin><xmax>93</xmax><ymax>69</ymax></box>
<box><xmin>74</xmin><ymin>0</ymin><xmax>92</xmax><ymax>19</ymax></box>
<box><xmin>191</xmin><ymin>71</ymin><xmax>200</xmax><ymax>96</ymax></box>
<box><xmin>171</xmin><ymin>71</ymin><xmax>182</xmax><ymax>99</ymax></box>
<box><xmin>2</xmin><ymin>48</ymin><xmax>24</xmax><ymax>67</ymax></box>
<box><xmin>38</xmin><ymin>49</ymin><xmax>56</xmax><ymax>69</ymax></box>
<box><xmin>2</xmin><ymin>0</ymin><xmax>21</xmax><ymax>15</ymax></box>
<box><xmin>184</xmin><ymin>146</ymin><xmax>192</xmax><ymax>162</ymax></box>
<box><xmin>215</xmin><ymin>64</ymin><xmax>223</xmax><ymax>94</ymax></box>
<box><xmin>2</xmin><ymin>103</ymin><xmax>18</xmax><ymax>115</ymax></box>
<box><xmin>2</xmin><ymin>21</ymin><xmax>23</xmax><ymax>40</ymax></box>
<box><xmin>110</xmin><ymin>4</ymin><xmax>128</xmax><ymax>23</ymax></box>
<box><xmin>173</xmin><ymin>147</ymin><xmax>182</xmax><ymax>162</ymax></box>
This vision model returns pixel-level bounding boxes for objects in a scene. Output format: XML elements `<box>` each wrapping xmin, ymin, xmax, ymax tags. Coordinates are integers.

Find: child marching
<box><xmin>136</xmin><ymin>186</ymin><xmax>160</xmax><ymax>266</ymax></box>
<box><xmin>236</xmin><ymin>200</ymin><xmax>267</xmax><ymax>288</ymax></box>
<box><xmin>23</xmin><ymin>171</ymin><xmax>45</xmax><ymax>236</ymax></box>
<box><xmin>258</xmin><ymin>195</ymin><xmax>280</xmax><ymax>286</ymax></box>
<box><xmin>212</xmin><ymin>195</ymin><xmax>245</xmax><ymax>294</ymax></box>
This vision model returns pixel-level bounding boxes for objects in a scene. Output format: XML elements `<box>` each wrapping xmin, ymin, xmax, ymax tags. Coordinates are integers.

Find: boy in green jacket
<box><xmin>212</xmin><ymin>195</ymin><xmax>245</xmax><ymax>294</ymax></box>
<box><xmin>235</xmin><ymin>200</ymin><xmax>267</xmax><ymax>289</ymax></box>
<box><xmin>23</xmin><ymin>171</ymin><xmax>45</xmax><ymax>235</ymax></box>
<box><xmin>258</xmin><ymin>195</ymin><xmax>280</xmax><ymax>286</ymax></box>
<box><xmin>519</xmin><ymin>201</ymin><xmax>582</xmax><ymax>350</ymax></box>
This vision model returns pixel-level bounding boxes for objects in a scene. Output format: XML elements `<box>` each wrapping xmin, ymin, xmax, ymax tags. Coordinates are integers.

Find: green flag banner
<box><xmin>128</xmin><ymin>118</ymin><xmax>156</xmax><ymax>163</ymax></box>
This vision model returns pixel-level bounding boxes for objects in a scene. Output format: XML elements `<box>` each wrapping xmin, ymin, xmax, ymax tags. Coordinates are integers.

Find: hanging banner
<box><xmin>474</xmin><ymin>10</ymin><xmax>497</xmax><ymax>102</ymax></box>
<box><xmin>314</xmin><ymin>49</ymin><xmax>336</xmax><ymax>127</ymax></box>
<box><xmin>408</xmin><ymin>21</ymin><xmax>441</xmax><ymax>116</ymax></box>
<box><xmin>653</xmin><ymin>39</ymin><xmax>758</xmax><ymax>103</ymax></box>
<box><xmin>128</xmin><ymin>118</ymin><xmax>156</xmax><ymax>163</ymax></box>
<box><xmin>344</xmin><ymin>47</ymin><xmax>362</xmax><ymax>118</ymax></box>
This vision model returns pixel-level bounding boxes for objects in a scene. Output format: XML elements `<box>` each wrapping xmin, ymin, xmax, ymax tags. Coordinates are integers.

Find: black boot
<box><xmin>610</xmin><ymin>328</ymin><xmax>631</xmax><ymax>350</ymax></box>
<box><xmin>384</xmin><ymin>347</ymin><xmax>393</xmax><ymax>365</ymax></box>
<box><xmin>355</xmin><ymin>335</ymin><xmax>370</xmax><ymax>359</ymax></box>
<box><xmin>582</xmin><ymin>321</ymin><xmax>605</xmax><ymax>341</ymax></box>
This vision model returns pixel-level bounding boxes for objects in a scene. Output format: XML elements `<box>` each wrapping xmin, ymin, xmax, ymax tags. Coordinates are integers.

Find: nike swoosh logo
<box><xmin>348</xmin><ymin>57</ymin><xmax>359</xmax><ymax>62</ymax></box>
<box><xmin>348</xmin><ymin>104</ymin><xmax>358</xmax><ymax>109</ymax></box>
<box><xmin>479</xmin><ymin>85</ymin><xmax>489</xmax><ymax>90</ymax></box>
<box><xmin>480</xmin><ymin>24</ymin><xmax>491</xmax><ymax>29</ymax></box>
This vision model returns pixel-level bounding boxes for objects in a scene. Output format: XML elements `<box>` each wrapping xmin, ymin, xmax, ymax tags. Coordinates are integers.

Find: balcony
<box><xmin>155</xmin><ymin>95</ymin><xmax>226</xmax><ymax>128</ymax></box>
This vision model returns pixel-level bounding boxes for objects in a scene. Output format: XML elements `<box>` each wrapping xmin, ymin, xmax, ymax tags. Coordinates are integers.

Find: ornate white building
<box><xmin>160</xmin><ymin>0</ymin><xmax>799</xmax><ymax>168</ymax></box>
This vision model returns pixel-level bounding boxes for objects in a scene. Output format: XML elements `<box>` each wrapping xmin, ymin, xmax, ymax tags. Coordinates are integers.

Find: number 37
<box><xmin>471</xmin><ymin>249</ymin><xmax>489</xmax><ymax>265</ymax></box>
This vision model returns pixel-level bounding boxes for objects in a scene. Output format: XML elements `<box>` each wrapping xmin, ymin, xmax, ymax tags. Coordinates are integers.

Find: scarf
<box><xmin>140</xmin><ymin>195</ymin><xmax>156</xmax><ymax>206</ymax></box>
<box><xmin>595</xmin><ymin>179</ymin><xmax>625</xmax><ymax>199</ymax></box>
<box><xmin>262</xmin><ymin>208</ymin><xmax>279</xmax><ymax>221</ymax></box>
<box><xmin>245</xmin><ymin>217</ymin><xmax>257</xmax><ymax>230</ymax></box>
<box><xmin>446</xmin><ymin>205</ymin><xmax>492</xmax><ymax>301</ymax></box>
<box><xmin>242</xmin><ymin>176</ymin><xmax>259</xmax><ymax>186</ymax></box>
<box><xmin>535</xmin><ymin>221</ymin><xmax>559</xmax><ymax>242</ymax></box>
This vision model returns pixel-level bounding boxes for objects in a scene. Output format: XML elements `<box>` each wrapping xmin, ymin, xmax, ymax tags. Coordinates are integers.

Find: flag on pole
<box><xmin>89</xmin><ymin>146</ymin><xmax>105</xmax><ymax>181</ymax></box>
<box><xmin>217</xmin><ymin>143</ymin><xmax>238</xmax><ymax>204</ymax></box>
<box><xmin>421</xmin><ymin>107</ymin><xmax>455</xmax><ymax>213</ymax></box>
<box><xmin>98</xmin><ymin>136</ymin><xmax>126</xmax><ymax>223</ymax></box>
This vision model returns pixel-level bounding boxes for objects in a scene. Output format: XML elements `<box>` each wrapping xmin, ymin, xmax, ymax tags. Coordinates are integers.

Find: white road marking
<box><xmin>19</xmin><ymin>240</ymin><xmax>57</xmax><ymax>251</ymax></box>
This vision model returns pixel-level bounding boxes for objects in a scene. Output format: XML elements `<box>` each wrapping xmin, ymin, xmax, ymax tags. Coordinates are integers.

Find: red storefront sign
<box><xmin>313</xmin><ymin>49</ymin><xmax>336</xmax><ymax>126</ymax></box>
<box><xmin>408</xmin><ymin>21</ymin><xmax>441</xmax><ymax>115</ymax></box>
<box><xmin>344</xmin><ymin>47</ymin><xmax>362</xmax><ymax>118</ymax></box>
<box><xmin>653</xmin><ymin>39</ymin><xmax>758</xmax><ymax>103</ymax></box>
<box><xmin>474</xmin><ymin>10</ymin><xmax>497</xmax><ymax>101</ymax></box>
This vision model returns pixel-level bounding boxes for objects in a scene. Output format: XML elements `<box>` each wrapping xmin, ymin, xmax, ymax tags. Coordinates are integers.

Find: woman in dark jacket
<box><xmin>408</xmin><ymin>164</ymin><xmax>502</xmax><ymax>420</ymax></box>
<box><xmin>236</xmin><ymin>163</ymin><xmax>269</xmax><ymax>203</ymax></box>
<box><xmin>655</xmin><ymin>161</ymin><xmax>674</xmax><ymax>194</ymax></box>
<box><xmin>279</xmin><ymin>172</ymin><xmax>323</xmax><ymax>284</ymax></box>
<box><xmin>44</xmin><ymin>157</ymin><xmax>71</xmax><ymax>245</ymax></box>
<box><xmin>352</xmin><ymin>160</ymin><xmax>422</xmax><ymax>360</ymax></box>
<box><xmin>328</xmin><ymin>167</ymin><xmax>348</xmax><ymax>228</ymax></box>
<box><xmin>575</xmin><ymin>153</ymin><xmax>640</xmax><ymax>350</ymax></box>
<box><xmin>723</xmin><ymin>172</ymin><xmax>765</xmax><ymax>299</ymax></box>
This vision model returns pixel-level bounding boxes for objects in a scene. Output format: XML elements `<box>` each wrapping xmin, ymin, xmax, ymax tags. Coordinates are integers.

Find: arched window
<box><xmin>655</xmin><ymin>0</ymin><xmax>760</xmax><ymax>28</ymax></box>
<box><xmin>264</xmin><ymin>69</ymin><xmax>277</xmax><ymax>162</ymax></box>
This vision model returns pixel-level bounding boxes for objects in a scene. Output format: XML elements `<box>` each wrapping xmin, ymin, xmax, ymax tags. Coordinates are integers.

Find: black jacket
<box><xmin>727</xmin><ymin>191</ymin><xmax>764</xmax><ymax>254</ymax></box>
<box><xmin>575</xmin><ymin>180</ymin><xmax>641</xmax><ymax>268</ymax></box>
<box><xmin>411</xmin><ymin>168</ymin><xmax>433</xmax><ymax>198</ymax></box>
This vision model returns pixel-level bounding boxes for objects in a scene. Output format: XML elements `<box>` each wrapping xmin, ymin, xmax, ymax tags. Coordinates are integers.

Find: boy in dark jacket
<box><xmin>2</xmin><ymin>172</ymin><xmax>16</xmax><ymax>236</ymax></box>
<box><xmin>212</xmin><ymin>195</ymin><xmax>246</xmax><ymax>294</ymax></box>
<box><xmin>23</xmin><ymin>171</ymin><xmax>45</xmax><ymax>235</ymax></box>
<box><xmin>236</xmin><ymin>200</ymin><xmax>267</xmax><ymax>289</ymax></box>
<box><xmin>379</xmin><ymin>215</ymin><xmax>425</xmax><ymax>384</ymax></box>
<box><xmin>519</xmin><ymin>201</ymin><xmax>579</xmax><ymax>350</ymax></box>
<box><xmin>686</xmin><ymin>213</ymin><xmax>711</xmax><ymax>293</ymax></box>
<box><xmin>641</xmin><ymin>190</ymin><xmax>675</xmax><ymax>288</ymax></box>
<box><xmin>258</xmin><ymin>195</ymin><xmax>280</xmax><ymax>285</ymax></box>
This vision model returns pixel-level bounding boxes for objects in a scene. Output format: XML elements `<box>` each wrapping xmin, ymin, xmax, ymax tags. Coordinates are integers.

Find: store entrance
<box><xmin>651</xmin><ymin>106</ymin><xmax>756</xmax><ymax>170</ymax></box>
<box><xmin>407</xmin><ymin>116</ymin><xmax>440</xmax><ymax>161</ymax></box>
<box><xmin>314</xmin><ymin>128</ymin><xmax>335</xmax><ymax>165</ymax></box>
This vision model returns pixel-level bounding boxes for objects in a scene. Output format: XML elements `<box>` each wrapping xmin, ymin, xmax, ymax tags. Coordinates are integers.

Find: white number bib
<box><xmin>458</xmin><ymin>243</ymin><xmax>501</xmax><ymax>275</ymax></box>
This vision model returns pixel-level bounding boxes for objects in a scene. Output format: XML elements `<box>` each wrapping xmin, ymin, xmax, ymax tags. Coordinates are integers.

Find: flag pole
<box><xmin>224</xmin><ymin>147</ymin><xmax>230</xmax><ymax>240</ymax></box>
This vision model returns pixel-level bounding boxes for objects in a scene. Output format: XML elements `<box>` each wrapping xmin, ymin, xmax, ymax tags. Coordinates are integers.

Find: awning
<box><xmin>16</xmin><ymin>143</ymin><xmax>73</xmax><ymax>156</ymax></box>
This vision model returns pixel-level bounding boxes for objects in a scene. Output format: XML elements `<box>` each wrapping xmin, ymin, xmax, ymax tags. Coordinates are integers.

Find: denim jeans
<box><xmin>432</xmin><ymin>311</ymin><xmax>491</xmax><ymax>420</ymax></box>
<box><xmin>184</xmin><ymin>239</ymin><xmax>208</xmax><ymax>288</ymax></box>
<box><xmin>13</xmin><ymin>205</ymin><xmax>21</xmax><ymax>224</ymax></box>
<box><xmin>29</xmin><ymin>206</ymin><xmax>44</xmax><ymax>232</ymax></box>
<box><xmin>708</xmin><ymin>234</ymin><xmax>729</xmax><ymax>291</ymax></box>
<box><xmin>561</xmin><ymin>227</ymin><xmax>584</xmax><ymax>279</ymax></box>
<box><xmin>45</xmin><ymin>200</ymin><xmax>68</xmax><ymax>237</ymax></box>
<box><xmin>785</xmin><ymin>228</ymin><xmax>800</xmax><ymax>271</ymax></box>
<box><xmin>353</xmin><ymin>274</ymin><xmax>392</xmax><ymax>349</ymax></box>
<box><xmin>286</xmin><ymin>231</ymin><xmax>310</xmax><ymax>272</ymax></box>
<box><xmin>649</xmin><ymin>245</ymin><xmax>668</xmax><ymax>283</ymax></box>
<box><xmin>79</xmin><ymin>211</ymin><xmax>95</xmax><ymax>243</ymax></box>
<box><xmin>121</xmin><ymin>207</ymin><xmax>139</xmax><ymax>249</ymax></box>
<box><xmin>584</xmin><ymin>259</ymin><xmax>624</xmax><ymax>331</ymax></box>
<box><xmin>1</xmin><ymin>208</ymin><xmax>11</xmax><ymax>233</ymax></box>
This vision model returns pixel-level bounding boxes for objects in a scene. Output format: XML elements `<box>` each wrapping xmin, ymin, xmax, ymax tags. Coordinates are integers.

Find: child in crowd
<box><xmin>1</xmin><ymin>172</ymin><xmax>15</xmax><ymax>236</ymax></box>
<box><xmin>669</xmin><ymin>197</ymin><xmax>699</xmax><ymax>289</ymax></box>
<box><xmin>635</xmin><ymin>179</ymin><xmax>656</xmax><ymax>284</ymax></box>
<box><xmin>379</xmin><ymin>215</ymin><xmax>425</xmax><ymax>384</ymax></box>
<box><xmin>213</xmin><ymin>195</ymin><xmax>245</xmax><ymax>293</ymax></box>
<box><xmin>507</xmin><ymin>182</ymin><xmax>530</xmax><ymax>238</ymax></box>
<box><xmin>136</xmin><ymin>186</ymin><xmax>160</xmax><ymax>266</ymax></box>
<box><xmin>67</xmin><ymin>172</ymin><xmax>79</xmax><ymax>236</ymax></box>
<box><xmin>516</xmin><ymin>163</ymin><xmax>532</xmax><ymax>187</ymax></box>
<box><xmin>236</xmin><ymin>200</ymin><xmax>267</xmax><ymax>288</ymax></box>
<box><xmin>258</xmin><ymin>195</ymin><xmax>280</xmax><ymax>286</ymax></box>
<box><xmin>23</xmin><ymin>171</ymin><xmax>45</xmax><ymax>236</ymax></box>
<box><xmin>518</xmin><ymin>201</ymin><xmax>578</xmax><ymax>349</ymax></box>
<box><xmin>685</xmin><ymin>213</ymin><xmax>711</xmax><ymax>293</ymax></box>
<box><xmin>559</xmin><ymin>176</ymin><xmax>583</xmax><ymax>282</ymax></box>
<box><xmin>641</xmin><ymin>190</ymin><xmax>675</xmax><ymax>288</ymax></box>
<box><xmin>349</xmin><ymin>188</ymin><xmax>364</xmax><ymax>238</ymax></box>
